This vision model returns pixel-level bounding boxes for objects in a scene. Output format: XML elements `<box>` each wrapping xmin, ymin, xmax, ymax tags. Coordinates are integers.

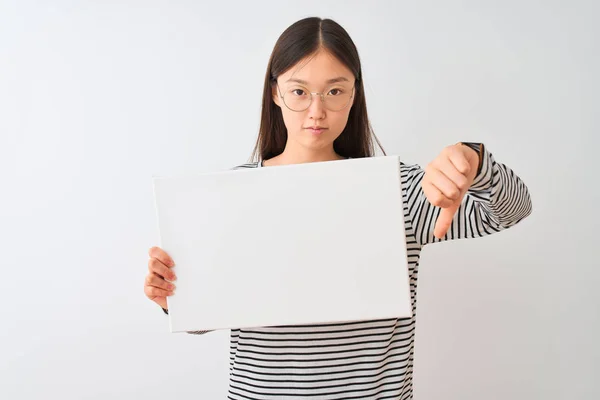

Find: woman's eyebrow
<box><xmin>285</xmin><ymin>77</ymin><xmax>351</xmax><ymax>85</ymax></box>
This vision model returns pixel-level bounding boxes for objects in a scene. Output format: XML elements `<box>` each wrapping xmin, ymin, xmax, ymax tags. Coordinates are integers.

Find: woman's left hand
<box><xmin>421</xmin><ymin>143</ymin><xmax>480</xmax><ymax>239</ymax></box>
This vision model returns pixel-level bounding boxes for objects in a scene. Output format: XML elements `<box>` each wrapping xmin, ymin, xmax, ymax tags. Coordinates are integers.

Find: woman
<box><xmin>144</xmin><ymin>17</ymin><xmax>532</xmax><ymax>399</ymax></box>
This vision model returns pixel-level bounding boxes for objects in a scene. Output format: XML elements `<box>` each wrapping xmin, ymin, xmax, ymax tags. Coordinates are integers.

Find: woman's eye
<box><xmin>328</xmin><ymin>88</ymin><xmax>343</xmax><ymax>96</ymax></box>
<box><xmin>291</xmin><ymin>89</ymin><xmax>306</xmax><ymax>96</ymax></box>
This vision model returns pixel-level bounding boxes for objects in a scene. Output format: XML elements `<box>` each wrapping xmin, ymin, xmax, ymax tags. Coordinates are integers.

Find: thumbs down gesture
<box><xmin>421</xmin><ymin>143</ymin><xmax>481</xmax><ymax>239</ymax></box>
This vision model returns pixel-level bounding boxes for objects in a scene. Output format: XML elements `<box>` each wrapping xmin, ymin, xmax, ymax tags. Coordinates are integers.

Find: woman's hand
<box><xmin>421</xmin><ymin>143</ymin><xmax>480</xmax><ymax>239</ymax></box>
<box><xmin>144</xmin><ymin>246</ymin><xmax>177</xmax><ymax>310</ymax></box>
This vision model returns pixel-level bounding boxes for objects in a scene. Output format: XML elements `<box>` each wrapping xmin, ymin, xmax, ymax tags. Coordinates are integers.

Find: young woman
<box><xmin>144</xmin><ymin>17</ymin><xmax>532</xmax><ymax>400</ymax></box>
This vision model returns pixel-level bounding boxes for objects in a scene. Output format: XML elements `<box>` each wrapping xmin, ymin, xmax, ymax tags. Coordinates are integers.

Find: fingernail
<box><xmin>168</xmin><ymin>283</ymin><xmax>175</xmax><ymax>290</ymax></box>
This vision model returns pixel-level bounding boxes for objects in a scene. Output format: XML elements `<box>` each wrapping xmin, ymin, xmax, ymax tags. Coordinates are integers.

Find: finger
<box><xmin>422</xmin><ymin>177</ymin><xmax>455</xmax><ymax>208</ymax></box>
<box><xmin>148</xmin><ymin>257</ymin><xmax>177</xmax><ymax>281</ymax></box>
<box><xmin>425</xmin><ymin>167</ymin><xmax>461</xmax><ymax>201</ymax></box>
<box><xmin>148</xmin><ymin>246</ymin><xmax>175</xmax><ymax>268</ymax></box>
<box><xmin>146</xmin><ymin>272</ymin><xmax>176</xmax><ymax>292</ymax></box>
<box><xmin>432</xmin><ymin>156</ymin><xmax>470</xmax><ymax>193</ymax></box>
<box><xmin>434</xmin><ymin>204</ymin><xmax>460</xmax><ymax>239</ymax></box>
<box><xmin>144</xmin><ymin>285</ymin><xmax>174</xmax><ymax>299</ymax></box>
<box><xmin>447</xmin><ymin>146</ymin><xmax>475</xmax><ymax>178</ymax></box>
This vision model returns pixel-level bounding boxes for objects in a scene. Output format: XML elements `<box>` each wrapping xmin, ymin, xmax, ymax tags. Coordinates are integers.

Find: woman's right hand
<box><xmin>144</xmin><ymin>246</ymin><xmax>177</xmax><ymax>310</ymax></box>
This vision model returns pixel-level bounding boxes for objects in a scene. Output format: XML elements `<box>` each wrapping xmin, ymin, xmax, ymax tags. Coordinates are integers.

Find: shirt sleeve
<box><xmin>403</xmin><ymin>144</ymin><xmax>533</xmax><ymax>246</ymax></box>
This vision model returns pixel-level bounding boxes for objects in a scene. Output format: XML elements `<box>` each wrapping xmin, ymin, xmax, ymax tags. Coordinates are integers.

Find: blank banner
<box><xmin>153</xmin><ymin>156</ymin><xmax>411</xmax><ymax>333</ymax></box>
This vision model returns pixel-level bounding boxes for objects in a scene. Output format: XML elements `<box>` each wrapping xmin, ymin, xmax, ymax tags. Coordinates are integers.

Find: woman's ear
<box><xmin>272</xmin><ymin>84</ymin><xmax>281</xmax><ymax>107</ymax></box>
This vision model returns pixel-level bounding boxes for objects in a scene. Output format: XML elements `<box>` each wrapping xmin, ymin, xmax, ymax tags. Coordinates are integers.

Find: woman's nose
<box><xmin>307</xmin><ymin>93</ymin><xmax>326</xmax><ymax>119</ymax></box>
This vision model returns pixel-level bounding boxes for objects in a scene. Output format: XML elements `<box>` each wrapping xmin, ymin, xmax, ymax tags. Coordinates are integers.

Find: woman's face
<box><xmin>273</xmin><ymin>50</ymin><xmax>355</xmax><ymax>156</ymax></box>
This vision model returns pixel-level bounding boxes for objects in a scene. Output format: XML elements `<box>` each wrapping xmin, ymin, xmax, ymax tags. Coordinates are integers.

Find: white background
<box><xmin>1</xmin><ymin>1</ymin><xmax>597</xmax><ymax>399</ymax></box>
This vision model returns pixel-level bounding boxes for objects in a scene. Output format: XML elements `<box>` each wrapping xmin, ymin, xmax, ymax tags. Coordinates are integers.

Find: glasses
<box><xmin>277</xmin><ymin>84</ymin><xmax>355</xmax><ymax>112</ymax></box>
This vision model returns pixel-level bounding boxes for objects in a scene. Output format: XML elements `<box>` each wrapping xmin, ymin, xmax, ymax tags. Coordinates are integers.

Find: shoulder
<box><xmin>231</xmin><ymin>162</ymin><xmax>260</xmax><ymax>170</ymax></box>
<box><xmin>230</xmin><ymin>160</ymin><xmax>422</xmax><ymax>174</ymax></box>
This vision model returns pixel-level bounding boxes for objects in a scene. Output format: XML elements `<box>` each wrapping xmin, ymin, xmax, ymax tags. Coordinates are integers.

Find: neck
<box><xmin>268</xmin><ymin>145</ymin><xmax>343</xmax><ymax>166</ymax></box>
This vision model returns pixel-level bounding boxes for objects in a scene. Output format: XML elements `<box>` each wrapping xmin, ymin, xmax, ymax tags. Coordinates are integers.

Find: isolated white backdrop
<box><xmin>1</xmin><ymin>1</ymin><xmax>597</xmax><ymax>399</ymax></box>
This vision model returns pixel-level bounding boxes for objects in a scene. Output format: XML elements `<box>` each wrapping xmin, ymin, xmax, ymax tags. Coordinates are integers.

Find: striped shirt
<box><xmin>183</xmin><ymin>144</ymin><xmax>532</xmax><ymax>399</ymax></box>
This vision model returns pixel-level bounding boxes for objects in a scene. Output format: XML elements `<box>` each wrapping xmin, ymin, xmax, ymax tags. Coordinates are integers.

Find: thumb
<box><xmin>434</xmin><ymin>203</ymin><xmax>460</xmax><ymax>239</ymax></box>
<box><xmin>153</xmin><ymin>296</ymin><xmax>168</xmax><ymax>310</ymax></box>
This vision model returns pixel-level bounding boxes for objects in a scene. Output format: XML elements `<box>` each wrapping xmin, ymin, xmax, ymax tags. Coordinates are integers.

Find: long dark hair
<box><xmin>251</xmin><ymin>17</ymin><xmax>385</xmax><ymax>162</ymax></box>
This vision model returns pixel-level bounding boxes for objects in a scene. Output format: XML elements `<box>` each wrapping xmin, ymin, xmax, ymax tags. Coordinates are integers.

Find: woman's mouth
<box><xmin>306</xmin><ymin>127</ymin><xmax>327</xmax><ymax>135</ymax></box>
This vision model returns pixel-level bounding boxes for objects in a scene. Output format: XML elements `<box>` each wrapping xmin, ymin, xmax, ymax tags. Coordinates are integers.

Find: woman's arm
<box><xmin>404</xmin><ymin>143</ymin><xmax>532</xmax><ymax>246</ymax></box>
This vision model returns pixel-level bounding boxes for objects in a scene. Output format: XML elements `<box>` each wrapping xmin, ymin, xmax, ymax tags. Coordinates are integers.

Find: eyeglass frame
<box><xmin>275</xmin><ymin>82</ymin><xmax>356</xmax><ymax>112</ymax></box>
